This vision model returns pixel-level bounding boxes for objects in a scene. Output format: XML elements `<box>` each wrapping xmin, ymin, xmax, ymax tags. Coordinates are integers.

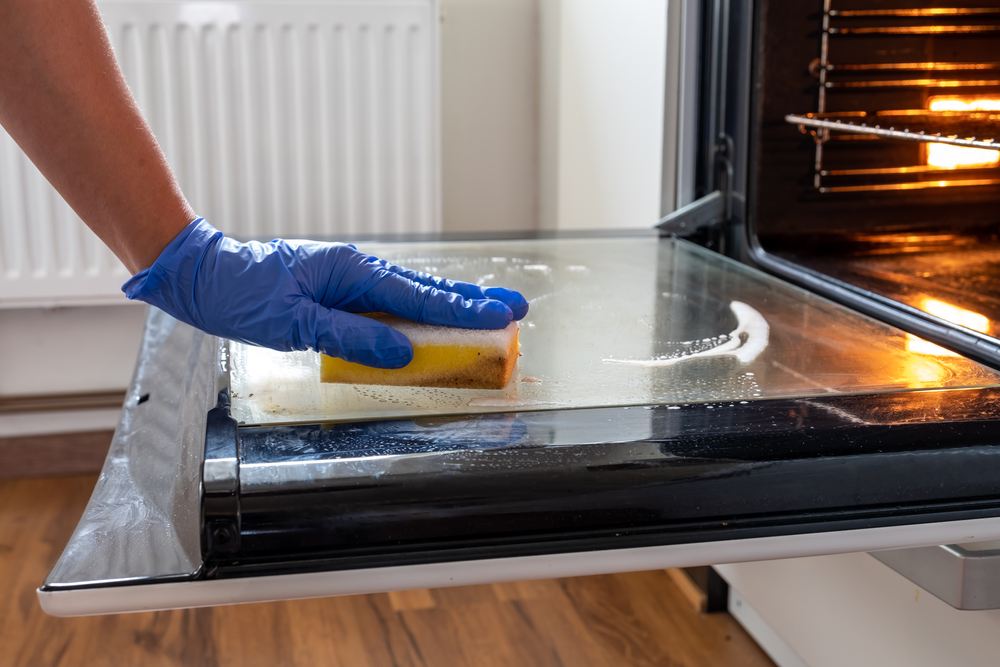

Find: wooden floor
<box><xmin>0</xmin><ymin>475</ymin><xmax>776</xmax><ymax>667</ymax></box>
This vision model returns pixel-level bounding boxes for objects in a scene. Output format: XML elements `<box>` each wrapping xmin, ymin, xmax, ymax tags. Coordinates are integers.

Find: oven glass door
<box><xmin>229</xmin><ymin>236</ymin><xmax>1000</xmax><ymax>424</ymax></box>
<box><xmin>39</xmin><ymin>235</ymin><xmax>1000</xmax><ymax>616</ymax></box>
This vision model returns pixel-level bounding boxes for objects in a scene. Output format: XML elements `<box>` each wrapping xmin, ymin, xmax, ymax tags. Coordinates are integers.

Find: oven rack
<box><xmin>804</xmin><ymin>2</ymin><xmax>1000</xmax><ymax>192</ymax></box>
<box><xmin>785</xmin><ymin>113</ymin><xmax>1000</xmax><ymax>151</ymax></box>
<box><xmin>786</xmin><ymin>113</ymin><xmax>1000</xmax><ymax>194</ymax></box>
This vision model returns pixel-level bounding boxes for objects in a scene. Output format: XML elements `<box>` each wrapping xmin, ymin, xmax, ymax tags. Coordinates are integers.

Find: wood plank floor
<box><xmin>0</xmin><ymin>475</ymin><xmax>776</xmax><ymax>667</ymax></box>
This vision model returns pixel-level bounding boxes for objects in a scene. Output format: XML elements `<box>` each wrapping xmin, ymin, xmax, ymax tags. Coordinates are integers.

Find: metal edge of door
<box><xmin>37</xmin><ymin>308</ymin><xmax>215</xmax><ymax>604</ymax></box>
<box><xmin>38</xmin><ymin>516</ymin><xmax>1000</xmax><ymax>617</ymax></box>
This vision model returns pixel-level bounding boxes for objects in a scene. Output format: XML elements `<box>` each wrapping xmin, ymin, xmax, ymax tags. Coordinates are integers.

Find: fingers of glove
<box><xmin>384</xmin><ymin>263</ymin><xmax>529</xmax><ymax>320</ymax></box>
<box><xmin>482</xmin><ymin>286</ymin><xmax>529</xmax><ymax>320</ymax></box>
<box><xmin>348</xmin><ymin>272</ymin><xmax>514</xmax><ymax>329</ymax></box>
<box><xmin>279</xmin><ymin>241</ymin><xmax>388</xmax><ymax>307</ymax></box>
<box><xmin>297</xmin><ymin>303</ymin><xmax>414</xmax><ymax>369</ymax></box>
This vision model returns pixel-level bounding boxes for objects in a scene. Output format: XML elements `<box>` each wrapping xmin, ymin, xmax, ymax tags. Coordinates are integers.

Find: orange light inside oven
<box><xmin>925</xmin><ymin>97</ymin><xmax>1000</xmax><ymax>169</ymax></box>
<box><xmin>905</xmin><ymin>299</ymin><xmax>990</xmax><ymax>356</ymax></box>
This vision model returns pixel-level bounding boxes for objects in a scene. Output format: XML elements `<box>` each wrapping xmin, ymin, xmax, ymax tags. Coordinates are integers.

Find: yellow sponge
<box><xmin>320</xmin><ymin>314</ymin><xmax>519</xmax><ymax>389</ymax></box>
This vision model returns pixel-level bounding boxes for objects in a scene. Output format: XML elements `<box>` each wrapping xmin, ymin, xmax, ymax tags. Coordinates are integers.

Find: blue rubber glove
<box><xmin>122</xmin><ymin>218</ymin><xmax>529</xmax><ymax>368</ymax></box>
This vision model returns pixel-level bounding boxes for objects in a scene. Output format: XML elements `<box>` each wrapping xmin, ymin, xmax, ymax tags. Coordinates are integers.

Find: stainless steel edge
<box><xmin>203</xmin><ymin>458</ymin><xmax>239</xmax><ymax>494</ymax></box>
<box><xmin>39</xmin><ymin>516</ymin><xmax>1000</xmax><ymax>617</ymax></box>
<box><xmin>40</xmin><ymin>307</ymin><xmax>217</xmax><ymax>590</ymax></box>
<box><xmin>871</xmin><ymin>543</ymin><xmax>1000</xmax><ymax>610</ymax></box>
<box><xmin>656</xmin><ymin>190</ymin><xmax>725</xmax><ymax>235</ymax></box>
<box><xmin>674</xmin><ymin>0</ymin><xmax>702</xmax><ymax>208</ymax></box>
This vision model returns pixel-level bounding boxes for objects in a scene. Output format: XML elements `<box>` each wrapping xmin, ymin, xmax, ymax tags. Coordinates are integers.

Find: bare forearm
<box><xmin>0</xmin><ymin>0</ymin><xmax>194</xmax><ymax>273</ymax></box>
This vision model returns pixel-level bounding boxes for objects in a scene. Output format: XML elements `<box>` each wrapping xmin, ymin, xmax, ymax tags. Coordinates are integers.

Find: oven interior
<box><xmin>738</xmin><ymin>0</ymin><xmax>1000</xmax><ymax>365</ymax></box>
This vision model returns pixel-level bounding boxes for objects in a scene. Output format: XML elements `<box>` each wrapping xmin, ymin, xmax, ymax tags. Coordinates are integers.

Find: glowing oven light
<box><xmin>926</xmin><ymin>97</ymin><xmax>1000</xmax><ymax>169</ymax></box>
<box><xmin>905</xmin><ymin>299</ymin><xmax>990</xmax><ymax>356</ymax></box>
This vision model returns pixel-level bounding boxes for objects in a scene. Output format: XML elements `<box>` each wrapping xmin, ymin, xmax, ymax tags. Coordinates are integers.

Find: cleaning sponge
<box><xmin>320</xmin><ymin>314</ymin><xmax>519</xmax><ymax>389</ymax></box>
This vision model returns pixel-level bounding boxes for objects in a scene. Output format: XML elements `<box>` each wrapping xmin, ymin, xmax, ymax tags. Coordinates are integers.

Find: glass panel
<box><xmin>230</xmin><ymin>237</ymin><xmax>1000</xmax><ymax>426</ymax></box>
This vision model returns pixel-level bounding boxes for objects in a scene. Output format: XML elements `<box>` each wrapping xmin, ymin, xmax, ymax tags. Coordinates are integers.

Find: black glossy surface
<box><xmin>210</xmin><ymin>387</ymin><xmax>1000</xmax><ymax>577</ymax></box>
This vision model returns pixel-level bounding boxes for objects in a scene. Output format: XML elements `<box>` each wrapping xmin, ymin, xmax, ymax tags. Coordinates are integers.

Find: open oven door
<box><xmin>37</xmin><ymin>232</ymin><xmax>1000</xmax><ymax>616</ymax></box>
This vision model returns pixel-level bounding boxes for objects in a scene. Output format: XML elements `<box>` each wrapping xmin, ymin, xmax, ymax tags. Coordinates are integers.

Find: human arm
<box><xmin>0</xmin><ymin>0</ymin><xmax>527</xmax><ymax>368</ymax></box>
<box><xmin>0</xmin><ymin>0</ymin><xmax>193</xmax><ymax>273</ymax></box>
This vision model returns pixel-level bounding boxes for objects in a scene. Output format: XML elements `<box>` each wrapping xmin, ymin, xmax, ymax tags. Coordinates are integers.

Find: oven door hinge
<box><xmin>657</xmin><ymin>134</ymin><xmax>734</xmax><ymax>237</ymax></box>
<box><xmin>656</xmin><ymin>190</ymin><xmax>724</xmax><ymax>236</ymax></box>
<box><xmin>202</xmin><ymin>387</ymin><xmax>241</xmax><ymax>558</ymax></box>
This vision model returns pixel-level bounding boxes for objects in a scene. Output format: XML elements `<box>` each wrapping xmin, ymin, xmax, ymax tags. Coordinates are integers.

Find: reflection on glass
<box><xmin>906</xmin><ymin>298</ymin><xmax>991</xmax><ymax>358</ymax></box>
<box><xmin>229</xmin><ymin>237</ymin><xmax>1000</xmax><ymax>426</ymax></box>
<box><xmin>926</xmin><ymin>97</ymin><xmax>1000</xmax><ymax>169</ymax></box>
<box><xmin>922</xmin><ymin>298</ymin><xmax>989</xmax><ymax>333</ymax></box>
<box><xmin>905</xmin><ymin>334</ymin><xmax>958</xmax><ymax>357</ymax></box>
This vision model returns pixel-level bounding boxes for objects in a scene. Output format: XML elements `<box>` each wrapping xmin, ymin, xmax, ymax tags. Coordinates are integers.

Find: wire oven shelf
<box><xmin>799</xmin><ymin>2</ymin><xmax>1000</xmax><ymax>193</ymax></box>
<box><xmin>786</xmin><ymin>112</ymin><xmax>1000</xmax><ymax>151</ymax></box>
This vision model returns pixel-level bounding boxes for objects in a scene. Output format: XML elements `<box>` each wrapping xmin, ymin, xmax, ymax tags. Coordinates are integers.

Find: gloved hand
<box><xmin>123</xmin><ymin>218</ymin><xmax>529</xmax><ymax>368</ymax></box>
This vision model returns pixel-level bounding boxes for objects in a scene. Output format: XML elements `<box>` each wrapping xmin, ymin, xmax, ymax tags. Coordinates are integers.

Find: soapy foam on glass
<box><xmin>321</xmin><ymin>314</ymin><xmax>520</xmax><ymax>390</ymax></box>
<box><xmin>602</xmin><ymin>301</ymin><xmax>769</xmax><ymax>367</ymax></box>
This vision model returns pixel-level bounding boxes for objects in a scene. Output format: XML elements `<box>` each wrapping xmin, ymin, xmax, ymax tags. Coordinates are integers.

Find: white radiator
<box><xmin>0</xmin><ymin>0</ymin><xmax>440</xmax><ymax>308</ymax></box>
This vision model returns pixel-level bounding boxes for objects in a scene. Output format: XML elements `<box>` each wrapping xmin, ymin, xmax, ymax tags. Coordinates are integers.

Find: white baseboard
<box><xmin>0</xmin><ymin>408</ymin><xmax>121</xmax><ymax>438</ymax></box>
<box><xmin>0</xmin><ymin>305</ymin><xmax>144</xmax><ymax>397</ymax></box>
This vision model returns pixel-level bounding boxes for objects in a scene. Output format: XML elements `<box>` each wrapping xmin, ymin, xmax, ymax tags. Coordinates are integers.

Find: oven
<box><xmin>739</xmin><ymin>0</ymin><xmax>1000</xmax><ymax>367</ymax></box>
<box><xmin>39</xmin><ymin>0</ymin><xmax>1000</xmax><ymax>617</ymax></box>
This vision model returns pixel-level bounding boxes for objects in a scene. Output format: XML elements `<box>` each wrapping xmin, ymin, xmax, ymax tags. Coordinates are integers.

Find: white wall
<box><xmin>539</xmin><ymin>0</ymin><xmax>668</xmax><ymax>230</ymax></box>
<box><xmin>442</xmin><ymin>0</ymin><xmax>672</xmax><ymax>232</ymax></box>
<box><xmin>440</xmin><ymin>0</ymin><xmax>540</xmax><ymax>232</ymax></box>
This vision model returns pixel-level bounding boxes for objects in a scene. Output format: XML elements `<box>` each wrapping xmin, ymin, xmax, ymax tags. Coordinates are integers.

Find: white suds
<box><xmin>601</xmin><ymin>301</ymin><xmax>769</xmax><ymax>367</ymax></box>
<box><xmin>361</xmin><ymin>315</ymin><xmax>518</xmax><ymax>350</ymax></box>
